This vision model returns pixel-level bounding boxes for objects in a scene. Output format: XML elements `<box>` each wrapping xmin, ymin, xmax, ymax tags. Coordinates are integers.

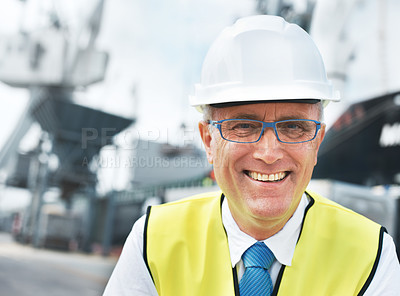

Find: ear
<box><xmin>199</xmin><ymin>121</ymin><xmax>214</xmax><ymax>164</ymax></box>
<box><xmin>313</xmin><ymin>123</ymin><xmax>326</xmax><ymax>166</ymax></box>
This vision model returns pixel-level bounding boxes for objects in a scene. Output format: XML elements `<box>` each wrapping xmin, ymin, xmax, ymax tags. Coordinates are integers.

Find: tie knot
<box><xmin>242</xmin><ymin>242</ymin><xmax>274</xmax><ymax>270</ymax></box>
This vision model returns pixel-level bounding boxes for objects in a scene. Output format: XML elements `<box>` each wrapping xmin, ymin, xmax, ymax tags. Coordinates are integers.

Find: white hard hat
<box><xmin>190</xmin><ymin>15</ymin><xmax>340</xmax><ymax>112</ymax></box>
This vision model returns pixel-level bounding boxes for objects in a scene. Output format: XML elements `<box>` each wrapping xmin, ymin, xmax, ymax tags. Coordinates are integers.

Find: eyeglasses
<box><xmin>207</xmin><ymin>119</ymin><xmax>321</xmax><ymax>144</ymax></box>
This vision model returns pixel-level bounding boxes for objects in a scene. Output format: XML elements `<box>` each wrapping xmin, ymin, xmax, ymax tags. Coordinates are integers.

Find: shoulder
<box><xmin>145</xmin><ymin>190</ymin><xmax>223</xmax><ymax>229</ymax></box>
<box><xmin>306</xmin><ymin>189</ymin><xmax>381</xmax><ymax>228</ymax></box>
<box><xmin>150</xmin><ymin>190</ymin><xmax>223</xmax><ymax>213</ymax></box>
<box><xmin>304</xmin><ymin>189</ymin><xmax>383</xmax><ymax>256</ymax></box>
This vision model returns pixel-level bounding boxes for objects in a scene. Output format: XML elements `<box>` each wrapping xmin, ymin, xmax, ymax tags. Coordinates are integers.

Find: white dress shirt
<box><xmin>103</xmin><ymin>194</ymin><xmax>400</xmax><ymax>295</ymax></box>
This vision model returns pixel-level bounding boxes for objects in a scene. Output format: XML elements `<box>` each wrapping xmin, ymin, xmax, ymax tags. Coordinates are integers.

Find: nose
<box><xmin>252</xmin><ymin>128</ymin><xmax>284</xmax><ymax>164</ymax></box>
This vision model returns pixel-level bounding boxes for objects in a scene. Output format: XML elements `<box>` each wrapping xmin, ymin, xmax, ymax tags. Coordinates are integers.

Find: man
<box><xmin>104</xmin><ymin>15</ymin><xmax>400</xmax><ymax>295</ymax></box>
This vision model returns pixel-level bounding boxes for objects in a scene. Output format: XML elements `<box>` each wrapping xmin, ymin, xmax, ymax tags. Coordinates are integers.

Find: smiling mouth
<box><xmin>245</xmin><ymin>171</ymin><xmax>288</xmax><ymax>182</ymax></box>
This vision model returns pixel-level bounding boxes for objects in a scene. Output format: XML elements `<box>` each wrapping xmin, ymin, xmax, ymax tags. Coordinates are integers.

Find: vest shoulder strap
<box><xmin>144</xmin><ymin>191</ymin><xmax>236</xmax><ymax>296</ymax></box>
<box><xmin>276</xmin><ymin>190</ymin><xmax>383</xmax><ymax>295</ymax></box>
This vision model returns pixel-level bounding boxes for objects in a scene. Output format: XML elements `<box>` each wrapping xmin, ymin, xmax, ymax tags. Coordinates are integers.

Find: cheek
<box><xmin>290</xmin><ymin>144</ymin><xmax>319</xmax><ymax>171</ymax></box>
<box><xmin>307</xmin><ymin>142</ymin><xmax>320</xmax><ymax>166</ymax></box>
<box><xmin>209</xmin><ymin>137</ymin><xmax>227</xmax><ymax>169</ymax></box>
<box><xmin>210</xmin><ymin>140</ymin><xmax>247</xmax><ymax>172</ymax></box>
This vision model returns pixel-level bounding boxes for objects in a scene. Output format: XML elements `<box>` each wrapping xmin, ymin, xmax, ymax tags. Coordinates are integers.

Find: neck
<box><xmin>226</xmin><ymin>199</ymin><xmax>301</xmax><ymax>241</ymax></box>
<box><xmin>235</xmin><ymin>215</ymin><xmax>290</xmax><ymax>241</ymax></box>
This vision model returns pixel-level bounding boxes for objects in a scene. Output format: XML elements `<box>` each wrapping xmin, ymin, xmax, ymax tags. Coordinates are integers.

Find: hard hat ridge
<box><xmin>190</xmin><ymin>15</ymin><xmax>340</xmax><ymax>112</ymax></box>
<box><xmin>229</xmin><ymin>14</ymin><xmax>292</xmax><ymax>37</ymax></box>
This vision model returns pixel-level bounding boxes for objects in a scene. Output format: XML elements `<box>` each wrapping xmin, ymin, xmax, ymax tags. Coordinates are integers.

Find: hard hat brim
<box><xmin>190</xmin><ymin>83</ymin><xmax>340</xmax><ymax>107</ymax></box>
<box><xmin>209</xmin><ymin>99</ymin><xmax>321</xmax><ymax>108</ymax></box>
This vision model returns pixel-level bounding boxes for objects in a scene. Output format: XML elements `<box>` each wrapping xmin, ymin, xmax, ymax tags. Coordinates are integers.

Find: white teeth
<box><xmin>247</xmin><ymin>171</ymin><xmax>287</xmax><ymax>182</ymax></box>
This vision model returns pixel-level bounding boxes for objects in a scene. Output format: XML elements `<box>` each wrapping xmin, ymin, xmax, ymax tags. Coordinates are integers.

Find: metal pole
<box><xmin>32</xmin><ymin>133</ymin><xmax>51</xmax><ymax>248</ymax></box>
<box><xmin>22</xmin><ymin>132</ymin><xmax>51</xmax><ymax>248</ymax></box>
<box><xmin>102</xmin><ymin>191</ymin><xmax>116</xmax><ymax>256</ymax></box>
<box><xmin>31</xmin><ymin>149</ymin><xmax>49</xmax><ymax>248</ymax></box>
<box><xmin>82</xmin><ymin>186</ymin><xmax>96</xmax><ymax>253</ymax></box>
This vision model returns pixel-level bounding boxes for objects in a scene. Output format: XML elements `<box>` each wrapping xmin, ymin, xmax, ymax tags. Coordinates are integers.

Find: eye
<box><xmin>221</xmin><ymin>120</ymin><xmax>262</xmax><ymax>139</ymax></box>
<box><xmin>232</xmin><ymin>122</ymin><xmax>254</xmax><ymax>130</ymax></box>
<box><xmin>286</xmin><ymin>123</ymin><xmax>302</xmax><ymax>130</ymax></box>
<box><xmin>279</xmin><ymin>121</ymin><xmax>311</xmax><ymax>132</ymax></box>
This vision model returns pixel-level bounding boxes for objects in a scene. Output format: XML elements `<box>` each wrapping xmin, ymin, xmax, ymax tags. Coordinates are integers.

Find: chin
<box><xmin>248</xmin><ymin>198</ymin><xmax>292</xmax><ymax>220</ymax></box>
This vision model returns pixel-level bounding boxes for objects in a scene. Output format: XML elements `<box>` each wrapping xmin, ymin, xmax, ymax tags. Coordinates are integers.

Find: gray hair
<box><xmin>202</xmin><ymin>105</ymin><xmax>214</xmax><ymax>121</ymax></box>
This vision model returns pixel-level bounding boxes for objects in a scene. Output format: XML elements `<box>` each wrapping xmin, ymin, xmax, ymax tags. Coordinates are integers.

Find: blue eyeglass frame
<box><xmin>207</xmin><ymin>118</ymin><xmax>321</xmax><ymax>144</ymax></box>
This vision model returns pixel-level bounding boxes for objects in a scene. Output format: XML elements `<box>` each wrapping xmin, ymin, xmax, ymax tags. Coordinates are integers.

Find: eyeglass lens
<box><xmin>219</xmin><ymin>120</ymin><xmax>317</xmax><ymax>143</ymax></box>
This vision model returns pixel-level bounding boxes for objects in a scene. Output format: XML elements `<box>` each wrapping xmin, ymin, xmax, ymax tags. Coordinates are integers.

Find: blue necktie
<box><xmin>239</xmin><ymin>242</ymin><xmax>275</xmax><ymax>296</ymax></box>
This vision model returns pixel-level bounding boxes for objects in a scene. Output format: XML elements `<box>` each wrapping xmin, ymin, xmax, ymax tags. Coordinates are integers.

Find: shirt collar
<box><xmin>222</xmin><ymin>193</ymin><xmax>309</xmax><ymax>268</ymax></box>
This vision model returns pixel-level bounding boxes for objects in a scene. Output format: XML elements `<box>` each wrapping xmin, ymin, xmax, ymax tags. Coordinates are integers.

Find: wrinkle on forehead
<box><xmin>262</xmin><ymin>103</ymin><xmax>275</xmax><ymax>122</ymax></box>
<box><xmin>212</xmin><ymin>102</ymin><xmax>320</xmax><ymax>121</ymax></box>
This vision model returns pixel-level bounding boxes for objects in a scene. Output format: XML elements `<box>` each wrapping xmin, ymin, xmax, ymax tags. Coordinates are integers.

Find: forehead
<box><xmin>212</xmin><ymin>102</ymin><xmax>320</xmax><ymax>120</ymax></box>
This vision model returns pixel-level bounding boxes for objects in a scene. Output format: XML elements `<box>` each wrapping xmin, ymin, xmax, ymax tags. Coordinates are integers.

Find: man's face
<box><xmin>199</xmin><ymin>102</ymin><xmax>325</xmax><ymax>237</ymax></box>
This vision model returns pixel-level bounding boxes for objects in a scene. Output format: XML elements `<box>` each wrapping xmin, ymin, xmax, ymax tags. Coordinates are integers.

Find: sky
<box><xmin>0</xmin><ymin>0</ymin><xmax>257</xmax><ymax>149</ymax></box>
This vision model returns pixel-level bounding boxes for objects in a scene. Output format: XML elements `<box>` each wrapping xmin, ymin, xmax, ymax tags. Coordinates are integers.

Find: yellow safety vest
<box><xmin>144</xmin><ymin>191</ymin><xmax>384</xmax><ymax>296</ymax></box>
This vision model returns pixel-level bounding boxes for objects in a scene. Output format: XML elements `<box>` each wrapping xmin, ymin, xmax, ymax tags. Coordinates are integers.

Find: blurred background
<box><xmin>0</xmin><ymin>0</ymin><xmax>399</xmax><ymax>295</ymax></box>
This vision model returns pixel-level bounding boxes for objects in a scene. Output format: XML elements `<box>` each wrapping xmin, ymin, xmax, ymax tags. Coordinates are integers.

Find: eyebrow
<box><xmin>226</xmin><ymin>113</ymin><xmax>311</xmax><ymax>121</ymax></box>
<box><xmin>226</xmin><ymin>113</ymin><xmax>261</xmax><ymax>120</ymax></box>
<box><xmin>277</xmin><ymin>114</ymin><xmax>312</xmax><ymax>121</ymax></box>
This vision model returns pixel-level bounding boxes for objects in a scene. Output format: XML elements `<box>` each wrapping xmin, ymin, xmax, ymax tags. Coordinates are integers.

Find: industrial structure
<box><xmin>0</xmin><ymin>0</ymin><xmax>398</xmax><ymax>256</ymax></box>
<box><xmin>0</xmin><ymin>0</ymin><xmax>212</xmax><ymax>254</ymax></box>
